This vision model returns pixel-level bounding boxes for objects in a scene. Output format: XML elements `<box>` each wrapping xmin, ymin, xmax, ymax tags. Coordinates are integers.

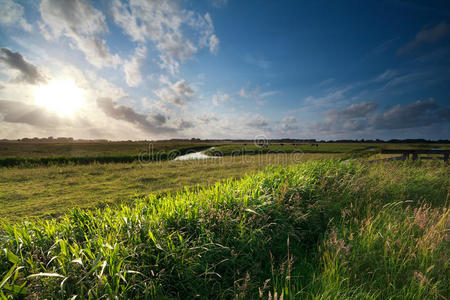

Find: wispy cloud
<box><xmin>210</xmin><ymin>0</ymin><xmax>229</xmax><ymax>8</ymax></box>
<box><xmin>0</xmin><ymin>0</ymin><xmax>32</xmax><ymax>31</ymax></box>
<box><xmin>244</xmin><ymin>54</ymin><xmax>270</xmax><ymax>69</ymax></box>
<box><xmin>110</xmin><ymin>0</ymin><xmax>219</xmax><ymax>74</ymax></box>
<box><xmin>238</xmin><ymin>83</ymin><xmax>279</xmax><ymax>101</ymax></box>
<box><xmin>398</xmin><ymin>21</ymin><xmax>450</xmax><ymax>55</ymax></box>
<box><xmin>212</xmin><ymin>91</ymin><xmax>232</xmax><ymax>106</ymax></box>
<box><xmin>39</xmin><ymin>0</ymin><xmax>120</xmax><ymax>68</ymax></box>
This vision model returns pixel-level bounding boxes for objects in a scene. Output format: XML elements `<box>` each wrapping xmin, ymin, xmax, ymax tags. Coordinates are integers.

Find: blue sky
<box><xmin>0</xmin><ymin>0</ymin><xmax>449</xmax><ymax>140</ymax></box>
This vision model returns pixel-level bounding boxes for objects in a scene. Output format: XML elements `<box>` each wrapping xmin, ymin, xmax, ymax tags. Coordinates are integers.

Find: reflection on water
<box><xmin>174</xmin><ymin>147</ymin><xmax>220</xmax><ymax>161</ymax></box>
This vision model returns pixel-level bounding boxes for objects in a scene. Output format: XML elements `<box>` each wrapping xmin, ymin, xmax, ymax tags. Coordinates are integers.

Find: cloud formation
<box><xmin>154</xmin><ymin>78</ymin><xmax>195</xmax><ymax>106</ymax></box>
<box><xmin>0</xmin><ymin>100</ymin><xmax>69</xmax><ymax>127</ymax></box>
<box><xmin>110</xmin><ymin>0</ymin><xmax>219</xmax><ymax>74</ymax></box>
<box><xmin>210</xmin><ymin>0</ymin><xmax>228</xmax><ymax>8</ymax></box>
<box><xmin>123</xmin><ymin>46</ymin><xmax>146</xmax><ymax>87</ymax></box>
<box><xmin>244</xmin><ymin>54</ymin><xmax>270</xmax><ymax>69</ymax></box>
<box><xmin>175</xmin><ymin>119</ymin><xmax>194</xmax><ymax>130</ymax></box>
<box><xmin>311</xmin><ymin>102</ymin><xmax>378</xmax><ymax>133</ymax></box>
<box><xmin>239</xmin><ymin>85</ymin><xmax>259</xmax><ymax>98</ymax></box>
<box><xmin>325</xmin><ymin>102</ymin><xmax>378</xmax><ymax>121</ymax></box>
<box><xmin>371</xmin><ymin>98</ymin><xmax>449</xmax><ymax>129</ymax></box>
<box><xmin>96</xmin><ymin>97</ymin><xmax>176</xmax><ymax>134</ymax></box>
<box><xmin>311</xmin><ymin>99</ymin><xmax>449</xmax><ymax>134</ymax></box>
<box><xmin>198</xmin><ymin>113</ymin><xmax>219</xmax><ymax>124</ymax></box>
<box><xmin>0</xmin><ymin>48</ymin><xmax>47</xmax><ymax>84</ymax></box>
<box><xmin>0</xmin><ymin>0</ymin><xmax>32</xmax><ymax>31</ymax></box>
<box><xmin>280</xmin><ymin>116</ymin><xmax>298</xmax><ymax>131</ymax></box>
<box><xmin>212</xmin><ymin>92</ymin><xmax>232</xmax><ymax>106</ymax></box>
<box><xmin>246</xmin><ymin>115</ymin><xmax>269</xmax><ymax>128</ymax></box>
<box><xmin>39</xmin><ymin>0</ymin><xmax>120</xmax><ymax>68</ymax></box>
<box><xmin>398</xmin><ymin>21</ymin><xmax>450</xmax><ymax>54</ymax></box>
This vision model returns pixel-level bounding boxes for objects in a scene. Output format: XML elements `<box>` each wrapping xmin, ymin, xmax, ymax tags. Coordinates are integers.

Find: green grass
<box><xmin>0</xmin><ymin>141</ymin><xmax>218</xmax><ymax>158</ymax></box>
<box><xmin>0</xmin><ymin>143</ymin><xmax>213</xmax><ymax>167</ymax></box>
<box><xmin>0</xmin><ymin>153</ymin><xmax>335</xmax><ymax>220</ymax></box>
<box><xmin>0</xmin><ymin>159</ymin><xmax>448</xmax><ymax>299</ymax></box>
<box><xmin>207</xmin><ymin>142</ymin><xmax>450</xmax><ymax>156</ymax></box>
<box><xmin>2</xmin><ymin>141</ymin><xmax>448</xmax><ymax>167</ymax></box>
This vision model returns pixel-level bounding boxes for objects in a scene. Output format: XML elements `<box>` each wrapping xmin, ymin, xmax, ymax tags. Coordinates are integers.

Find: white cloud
<box><xmin>154</xmin><ymin>77</ymin><xmax>195</xmax><ymax>106</ymax></box>
<box><xmin>210</xmin><ymin>0</ymin><xmax>228</xmax><ymax>8</ymax></box>
<box><xmin>374</xmin><ymin>69</ymin><xmax>398</xmax><ymax>82</ymax></box>
<box><xmin>110</xmin><ymin>0</ymin><xmax>219</xmax><ymax>74</ymax></box>
<box><xmin>239</xmin><ymin>86</ymin><xmax>259</xmax><ymax>98</ymax></box>
<box><xmin>246</xmin><ymin>114</ymin><xmax>269</xmax><ymax>128</ymax></box>
<box><xmin>280</xmin><ymin>116</ymin><xmax>298</xmax><ymax>131</ymax></box>
<box><xmin>212</xmin><ymin>91</ymin><xmax>232</xmax><ymax>106</ymax></box>
<box><xmin>238</xmin><ymin>84</ymin><xmax>278</xmax><ymax>101</ymax></box>
<box><xmin>39</xmin><ymin>0</ymin><xmax>120</xmax><ymax>68</ymax></box>
<box><xmin>123</xmin><ymin>46</ymin><xmax>146</xmax><ymax>87</ymax></box>
<box><xmin>0</xmin><ymin>0</ymin><xmax>32</xmax><ymax>32</ymax></box>
<box><xmin>304</xmin><ymin>86</ymin><xmax>350</xmax><ymax>107</ymax></box>
<box><xmin>198</xmin><ymin>113</ymin><xmax>219</xmax><ymax>123</ymax></box>
<box><xmin>209</xmin><ymin>34</ymin><xmax>220</xmax><ymax>54</ymax></box>
<box><xmin>244</xmin><ymin>54</ymin><xmax>270</xmax><ymax>69</ymax></box>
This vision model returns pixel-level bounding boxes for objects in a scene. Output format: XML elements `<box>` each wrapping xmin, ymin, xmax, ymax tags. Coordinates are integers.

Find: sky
<box><xmin>0</xmin><ymin>0</ymin><xmax>449</xmax><ymax>140</ymax></box>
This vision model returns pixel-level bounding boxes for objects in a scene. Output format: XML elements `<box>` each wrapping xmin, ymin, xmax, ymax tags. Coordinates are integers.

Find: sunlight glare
<box><xmin>34</xmin><ymin>79</ymin><xmax>85</xmax><ymax>116</ymax></box>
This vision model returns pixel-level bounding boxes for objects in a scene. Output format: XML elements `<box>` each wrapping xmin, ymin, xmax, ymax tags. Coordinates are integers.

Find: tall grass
<box><xmin>0</xmin><ymin>159</ymin><xmax>448</xmax><ymax>299</ymax></box>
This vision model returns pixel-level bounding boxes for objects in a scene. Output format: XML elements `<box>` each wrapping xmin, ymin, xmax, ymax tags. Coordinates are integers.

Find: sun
<box><xmin>34</xmin><ymin>79</ymin><xmax>85</xmax><ymax>116</ymax></box>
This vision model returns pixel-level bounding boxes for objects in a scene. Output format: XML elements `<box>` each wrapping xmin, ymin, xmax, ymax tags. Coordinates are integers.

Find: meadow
<box><xmin>0</xmin><ymin>141</ymin><xmax>217</xmax><ymax>158</ymax></box>
<box><xmin>0</xmin><ymin>153</ymin><xmax>334</xmax><ymax>220</ymax></box>
<box><xmin>0</xmin><ymin>141</ymin><xmax>449</xmax><ymax>299</ymax></box>
<box><xmin>1</xmin><ymin>140</ymin><xmax>448</xmax><ymax>167</ymax></box>
<box><xmin>205</xmin><ymin>142</ymin><xmax>450</xmax><ymax>156</ymax></box>
<box><xmin>0</xmin><ymin>141</ymin><xmax>216</xmax><ymax>167</ymax></box>
<box><xmin>0</xmin><ymin>159</ymin><xmax>448</xmax><ymax>299</ymax></box>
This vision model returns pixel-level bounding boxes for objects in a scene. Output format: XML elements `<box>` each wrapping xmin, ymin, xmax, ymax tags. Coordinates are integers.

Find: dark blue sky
<box><xmin>0</xmin><ymin>0</ymin><xmax>449</xmax><ymax>139</ymax></box>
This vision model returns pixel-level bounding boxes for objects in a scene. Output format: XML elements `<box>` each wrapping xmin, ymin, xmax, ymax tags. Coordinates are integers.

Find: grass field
<box><xmin>1</xmin><ymin>141</ymin><xmax>449</xmax><ymax>298</ymax></box>
<box><xmin>206</xmin><ymin>142</ymin><xmax>450</xmax><ymax>156</ymax></box>
<box><xmin>0</xmin><ymin>159</ymin><xmax>448</xmax><ymax>299</ymax></box>
<box><xmin>0</xmin><ymin>142</ymin><xmax>216</xmax><ymax>167</ymax></box>
<box><xmin>0</xmin><ymin>141</ymin><xmax>217</xmax><ymax>158</ymax></box>
<box><xmin>1</xmin><ymin>141</ymin><xmax>448</xmax><ymax>167</ymax></box>
<box><xmin>0</xmin><ymin>153</ymin><xmax>335</xmax><ymax>220</ymax></box>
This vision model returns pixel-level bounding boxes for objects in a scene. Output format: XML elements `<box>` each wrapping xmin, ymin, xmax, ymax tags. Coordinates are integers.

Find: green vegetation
<box><xmin>2</xmin><ymin>141</ymin><xmax>448</xmax><ymax>167</ymax></box>
<box><xmin>206</xmin><ymin>142</ymin><xmax>450</xmax><ymax>156</ymax></box>
<box><xmin>0</xmin><ymin>153</ymin><xmax>334</xmax><ymax>220</ymax></box>
<box><xmin>0</xmin><ymin>142</ymin><xmax>213</xmax><ymax>167</ymax></box>
<box><xmin>0</xmin><ymin>141</ymin><xmax>216</xmax><ymax>158</ymax></box>
<box><xmin>1</xmin><ymin>159</ymin><xmax>448</xmax><ymax>299</ymax></box>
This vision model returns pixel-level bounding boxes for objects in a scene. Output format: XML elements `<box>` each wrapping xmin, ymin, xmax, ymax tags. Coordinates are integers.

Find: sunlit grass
<box><xmin>0</xmin><ymin>159</ymin><xmax>448</xmax><ymax>298</ymax></box>
<box><xmin>0</xmin><ymin>153</ymin><xmax>334</xmax><ymax>220</ymax></box>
